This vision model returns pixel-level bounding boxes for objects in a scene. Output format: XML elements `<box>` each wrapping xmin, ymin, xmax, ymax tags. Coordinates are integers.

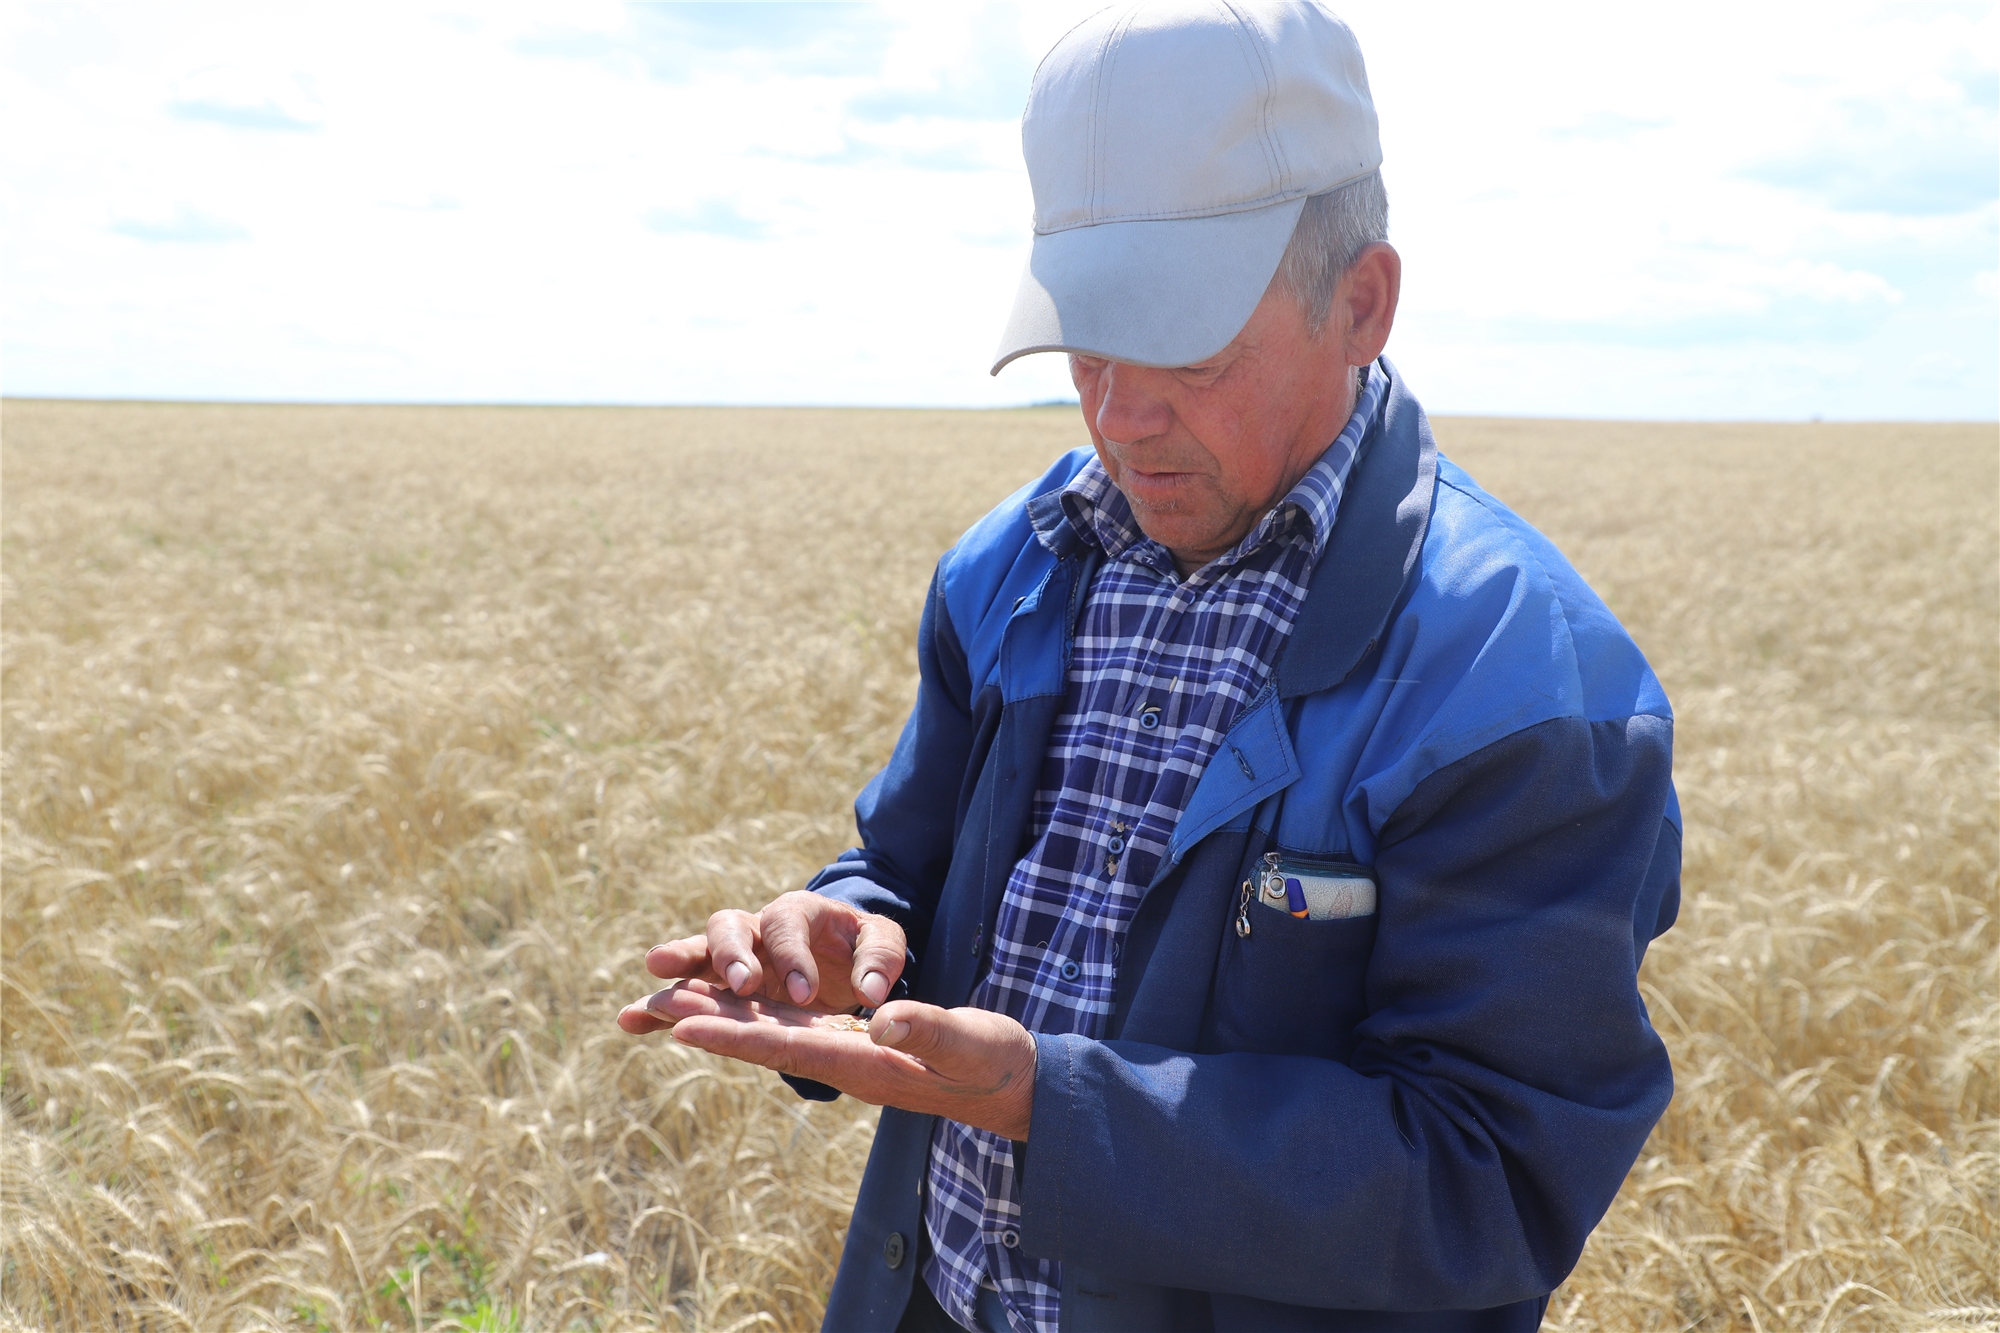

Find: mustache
<box><xmin>1098</xmin><ymin>443</ymin><xmax>1213</xmax><ymax>475</ymax></box>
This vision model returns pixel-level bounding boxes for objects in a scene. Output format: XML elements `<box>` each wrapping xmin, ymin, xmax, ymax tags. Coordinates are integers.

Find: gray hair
<box><xmin>1274</xmin><ymin>170</ymin><xmax>1389</xmax><ymax>337</ymax></box>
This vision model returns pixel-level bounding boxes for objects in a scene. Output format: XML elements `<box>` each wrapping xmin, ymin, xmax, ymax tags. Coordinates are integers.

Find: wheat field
<box><xmin>1</xmin><ymin>398</ymin><xmax>1994</xmax><ymax>1333</ymax></box>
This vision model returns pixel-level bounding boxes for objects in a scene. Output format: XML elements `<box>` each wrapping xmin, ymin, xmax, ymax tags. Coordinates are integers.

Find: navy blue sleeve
<box><xmin>802</xmin><ymin>557</ymin><xmax>977</xmax><ymax>965</ymax></box>
<box><xmin>785</xmin><ymin>561</ymin><xmax>981</xmax><ymax>1104</ymax></box>
<box><xmin>1019</xmin><ymin>713</ymin><xmax>1678</xmax><ymax>1311</ymax></box>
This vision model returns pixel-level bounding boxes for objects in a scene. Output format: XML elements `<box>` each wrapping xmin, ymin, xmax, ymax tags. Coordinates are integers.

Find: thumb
<box><xmin>867</xmin><ymin>1000</ymin><xmax>945</xmax><ymax>1059</ymax></box>
<box><xmin>869</xmin><ymin>1001</ymin><xmax>1027</xmax><ymax>1078</ymax></box>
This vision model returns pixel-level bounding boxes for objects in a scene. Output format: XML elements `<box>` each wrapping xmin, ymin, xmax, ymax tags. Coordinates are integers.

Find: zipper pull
<box><xmin>1259</xmin><ymin>851</ymin><xmax>1287</xmax><ymax>906</ymax></box>
<box><xmin>1235</xmin><ymin>878</ymin><xmax>1254</xmax><ymax>937</ymax></box>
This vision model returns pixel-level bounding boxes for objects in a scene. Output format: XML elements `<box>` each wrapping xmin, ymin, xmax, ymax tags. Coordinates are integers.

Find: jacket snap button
<box><xmin>1059</xmin><ymin>959</ymin><xmax>1081</xmax><ymax>981</ymax></box>
<box><xmin>883</xmin><ymin>1231</ymin><xmax>907</xmax><ymax>1269</ymax></box>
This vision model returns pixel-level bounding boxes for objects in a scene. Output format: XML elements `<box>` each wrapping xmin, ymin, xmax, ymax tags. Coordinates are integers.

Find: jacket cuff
<box><xmin>1018</xmin><ymin>1031</ymin><xmax>1085</xmax><ymax>1259</ymax></box>
<box><xmin>781</xmin><ymin>1073</ymin><xmax>843</xmax><ymax>1102</ymax></box>
<box><xmin>811</xmin><ymin>873</ymin><xmax>905</xmax><ymax>917</ymax></box>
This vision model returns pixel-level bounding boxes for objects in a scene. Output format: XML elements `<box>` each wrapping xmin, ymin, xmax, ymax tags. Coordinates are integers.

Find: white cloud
<box><xmin>1342</xmin><ymin>0</ymin><xmax>1995</xmax><ymax>417</ymax></box>
<box><xmin>110</xmin><ymin>203</ymin><xmax>251</xmax><ymax>244</ymax></box>
<box><xmin>1</xmin><ymin>0</ymin><xmax>1993</xmax><ymax>418</ymax></box>
<box><xmin>169</xmin><ymin>64</ymin><xmax>324</xmax><ymax>131</ymax></box>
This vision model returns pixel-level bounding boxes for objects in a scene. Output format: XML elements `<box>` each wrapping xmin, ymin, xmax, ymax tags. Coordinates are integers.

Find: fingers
<box><xmin>616</xmin><ymin>1004</ymin><xmax>672</xmax><ymax>1034</ymax></box>
<box><xmin>645</xmin><ymin>936</ymin><xmax>714</xmax><ymax>982</ymax></box>
<box><xmin>653</xmin><ymin>991</ymin><xmax>1036</xmax><ymax>1140</ymax></box>
<box><xmin>630</xmin><ymin>978</ymin><xmax>826</xmax><ymax>1029</ymax></box>
<box><xmin>635</xmin><ymin>893</ymin><xmax>897</xmax><ymax>1016</ymax></box>
<box><xmin>850</xmin><ymin>913</ymin><xmax>908</xmax><ymax>1008</ymax></box>
<box><xmin>703</xmin><ymin>909</ymin><xmax>764</xmax><ymax>995</ymax></box>
<box><xmin>619</xmin><ymin>980</ymin><xmax>719</xmax><ymax>1033</ymax></box>
<box><xmin>757</xmin><ymin>892</ymin><xmax>826</xmax><ymax>1007</ymax></box>
<box><xmin>671</xmin><ymin>1008</ymin><xmax>926</xmax><ymax>1091</ymax></box>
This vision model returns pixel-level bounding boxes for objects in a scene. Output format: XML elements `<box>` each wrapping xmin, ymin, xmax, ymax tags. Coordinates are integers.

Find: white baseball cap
<box><xmin>991</xmin><ymin>0</ymin><xmax>1381</xmax><ymax>376</ymax></box>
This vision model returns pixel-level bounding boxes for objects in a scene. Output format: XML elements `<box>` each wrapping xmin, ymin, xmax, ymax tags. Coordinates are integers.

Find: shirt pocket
<box><xmin>1208</xmin><ymin>853</ymin><xmax>1378</xmax><ymax>1062</ymax></box>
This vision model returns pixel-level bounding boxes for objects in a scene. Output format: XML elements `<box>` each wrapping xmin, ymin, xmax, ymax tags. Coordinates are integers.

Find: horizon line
<box><xmin>4</xmin><ymin>394</ymin><xmax>1996</xmax><ymax>427</ymax></box>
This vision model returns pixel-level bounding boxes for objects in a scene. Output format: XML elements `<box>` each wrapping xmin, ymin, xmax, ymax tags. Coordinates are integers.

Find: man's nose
<box><xmin>1093</xmin><ymin>362</ymin><xmax>1174</xmax><ymax>446</ymax></box>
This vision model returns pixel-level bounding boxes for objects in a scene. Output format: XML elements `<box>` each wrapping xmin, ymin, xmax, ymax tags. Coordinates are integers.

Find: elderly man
<box><xmin>618</xmin><ymin>3</ymin><xmax>1680</xmax><ymax>1331</ymax></box>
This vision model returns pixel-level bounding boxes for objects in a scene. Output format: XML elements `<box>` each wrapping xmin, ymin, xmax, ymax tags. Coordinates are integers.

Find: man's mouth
<box><xmin>1119</xmin><ymin>468</ymin><xmax>1196</xmax><ymax>501</ymax></box>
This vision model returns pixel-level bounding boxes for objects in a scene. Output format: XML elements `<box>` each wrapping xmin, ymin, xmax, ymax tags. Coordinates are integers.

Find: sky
<box><xmin>2</xmin><ymin>1</ymin><xmax>1995</xmax><ymax>419</ymax></box>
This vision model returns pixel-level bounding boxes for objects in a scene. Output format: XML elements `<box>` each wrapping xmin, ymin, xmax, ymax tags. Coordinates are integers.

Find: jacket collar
<box><xmin>1275</xmin><ymin>356</ymin><xmax>1439</xmax><ymax>699</ymax></box>
<box><xmin>1025</xmin><ymin>486</ymin><xmax>1086</xmax><ymax>559</ymax></box>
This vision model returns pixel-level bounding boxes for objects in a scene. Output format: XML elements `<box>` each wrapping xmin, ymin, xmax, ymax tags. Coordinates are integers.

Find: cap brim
<box><xmin>990</xmin><ymin>195</ymin><xmax>1307</xmax><ymax>376</ymax></box>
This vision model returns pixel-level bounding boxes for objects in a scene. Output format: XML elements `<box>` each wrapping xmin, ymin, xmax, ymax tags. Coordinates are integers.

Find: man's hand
<box><xmin>632</xmin><ymin>888</ymin><xmax>907</xmax><ymax>1013</ymax></box>
<box><xmin>617</xmin><ymin>980</ymin><xmax>1036</xmax><ymax>1141</ymax></box>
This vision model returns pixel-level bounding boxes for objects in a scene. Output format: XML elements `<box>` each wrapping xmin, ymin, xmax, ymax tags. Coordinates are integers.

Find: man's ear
<box><xmin>1337</xmin><ymin>243</ymin><xmax>1401</xmax><ymax>368</ymax></box>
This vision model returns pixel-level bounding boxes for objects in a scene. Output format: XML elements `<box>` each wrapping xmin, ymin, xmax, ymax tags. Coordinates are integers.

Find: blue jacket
<box><xmin>795</xmin><ymin>361</ymin><xmax>1680</xmax><ymax>1332</ymax></box>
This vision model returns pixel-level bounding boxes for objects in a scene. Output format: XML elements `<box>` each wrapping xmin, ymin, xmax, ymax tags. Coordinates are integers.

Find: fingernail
<box><xmin>787</xmin><ymin>971</ymin><xmax>811</xmax><ymax>1004</ymax></box>
<box><xmin>725</xmin><ymin>962</ymin><xmax>751</xmax><ymax>992</ymax></box>
<box><xmin>860</xmin><ymin>971</ymin><xmax>887</xmax><ymax>1006</ymax></box>
<box><xmin>876</xmin><ymin>1019</ymin><xmax>910</xmax><ymax>1046</ymax></box>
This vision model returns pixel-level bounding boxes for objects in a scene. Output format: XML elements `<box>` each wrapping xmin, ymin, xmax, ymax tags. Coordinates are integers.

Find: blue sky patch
<box><xmin>111</xmin><ymin>207</ymin><xmax>249</xmax><ymax>244</ymax></box>
<box><xmin>5</xmin><ymin>3</ymin><xmax>1993</xmax><ymax>417</ymax></box>
<box><xmin>521</xmin><ymin>2</ymin><xmax>897</xmax><ymax>82</ymax></box>
<box><xmin>644</xmin><ymin>199</ymin><xmax>769</xmax><ymax>241</ymax></box>
<box><xmin>170</xmin><ymin>98</ymin><xmax>320</xmax><ymax>133</ymax></box>
<box><xmin>1744</xmin><ymin>87</ymin><xmax>1999</xmax><ymax>216</ymax></box>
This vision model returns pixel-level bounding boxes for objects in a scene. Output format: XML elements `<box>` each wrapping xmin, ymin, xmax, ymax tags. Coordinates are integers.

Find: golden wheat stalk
<box><xmin>3</xmin><ymin>401</ymin><xmax>1994</xmax><ymax>1331</ymax></box>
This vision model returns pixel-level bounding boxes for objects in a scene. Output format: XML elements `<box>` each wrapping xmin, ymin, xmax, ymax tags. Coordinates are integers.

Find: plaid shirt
<box><xmin>921</xmin><ymin>365</ymin><xmax>1388</xmax><ymax>1333</ymax></box>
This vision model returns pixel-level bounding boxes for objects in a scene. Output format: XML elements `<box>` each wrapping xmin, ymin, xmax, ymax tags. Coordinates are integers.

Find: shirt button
<box><xmin>1059</xmin><ymin>960</ymin><xmax>1081</xmax><ymax>981</ymax></box>
<box><xmin>1137</xmin><ymin>704</ymin><xmax>1162</xmax><ymax>730</ymax></box>
<box><xmin>1107</xmin><ymin>835</ymin><xmax>1126</xmax><ymax>854</ymax></box>
<box><xmin>883</xmin><ymin>1231</ymin><xmax>907</xmax><ymax>1269</ymax></box>
<box><xmin>1001</xmin><ymin>1229</ymin><xmax>1021</xmax><ymax>1249</ymax></box>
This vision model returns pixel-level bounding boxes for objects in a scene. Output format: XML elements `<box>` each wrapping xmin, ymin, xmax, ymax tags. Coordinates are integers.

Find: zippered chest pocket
<box><xmin>1254</xmin><ymin>852</ymin><xmax>1376</xmax><ymax>921</ymax></box>
<box><xmin>1211</xmin><ymin>850</ymin><xmax>1379</xmax><ymax>1061</ymax></box>
<box><xmin>1234</xmin><ymin>852</ymin><xmax>1377</xmax><ymax>935</ymax></box>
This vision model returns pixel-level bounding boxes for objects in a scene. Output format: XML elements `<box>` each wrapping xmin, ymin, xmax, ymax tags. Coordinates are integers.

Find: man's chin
<box><xmin>1127</xmin><ymin>508</ymin><xmax>1235</xmax><ymax>565</ymax></box>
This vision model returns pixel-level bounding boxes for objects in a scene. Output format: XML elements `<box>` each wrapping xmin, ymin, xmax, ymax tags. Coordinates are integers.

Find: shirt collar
<box><xmin>1032</xmin><ymin>359</ymin><xmax>1389</xmax><ymax>577</ymax></box>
